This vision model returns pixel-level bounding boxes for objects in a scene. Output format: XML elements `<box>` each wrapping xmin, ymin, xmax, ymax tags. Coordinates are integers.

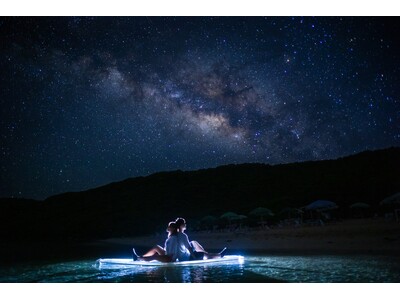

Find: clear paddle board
<box><xmin>96</xmin><ymin>255</ymin><xmax>244</xmax><ymax>268</ymax></box>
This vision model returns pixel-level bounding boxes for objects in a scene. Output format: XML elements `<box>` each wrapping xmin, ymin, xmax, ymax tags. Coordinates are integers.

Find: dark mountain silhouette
<box><xmin>1</xmin><ymin>147</ymin><xmax>399</xmax><ymax>242</ymax></box>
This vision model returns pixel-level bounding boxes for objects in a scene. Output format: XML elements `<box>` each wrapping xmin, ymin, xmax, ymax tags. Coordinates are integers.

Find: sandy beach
<box><xmin>95</xmin><ymin>218</ymin><xmax>400</xmax><ymax>256</ymax></box>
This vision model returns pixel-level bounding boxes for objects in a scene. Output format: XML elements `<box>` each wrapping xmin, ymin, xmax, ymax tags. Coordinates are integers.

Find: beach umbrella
<box><xmin>220</xmin><ymin>212</ymin><xmax>247</xmax><ymax>221</ymax></box>
<box><xmin>278</xmin><ymin>207</ymin><xmax>303</xmax><ymax>223</ymax></box>
<box><xmin>279</xmin><ymin>207</ymin><xmax>301</xmax><ymax>218</ymax></box>
<box><xmin>380</xmin><ymin>193</ymin><xmax>400</xmax><ymax>221</ymax></box>
<box><xmin>380</xmin><ymin>192</ymin><xmax>400</xmax><ymax>206</ymax></box>
<box><xmin>350</xmin><ymin>202</ymin><xmax>371</xmax><ymax>209</ymax></box>
<box><xmin>220</xmin><ymin>212</ymin><xmax>240</xmax><ymax>220</ymax></box>
<box><xmin>249</xmin><ymin>207</ymin><xmax>273</xmax><ymax>228</ymax></box>
<box><xmin>249</xmin><ymin>207</ymin><xmax>274</xmax><ymax>217</ymax></box>
<box><xmin>200</xmin><ymin>215</ymin><xmax>218</xmax><ymax>230</ymax></box>
<box><xmin>304</xmin><ymin>200</ymin><xmax>338</xmax><ymax>211</ymax></box>
<box><xmin>220</xmin><ymin>211</ymin><xmax>241</xmax><ymax>226</ymax></box>
<box><xmin>200</xmin><ymin>215</ymin><xmax>218</xmax><ymax>223</ymax></box>
<box><xmin>349</xmin><ymin>202</ymin><xmax>371</xmax><ymax>218</ymax></box>
<box><xmin>236</xmin><ymin>215</ymin><xmax>247</xmax><ymax>229</ymax></box>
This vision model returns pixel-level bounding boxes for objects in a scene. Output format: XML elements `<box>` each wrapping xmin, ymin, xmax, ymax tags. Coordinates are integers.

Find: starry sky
<box><xmin>1</xmin><ymin>17</ymin><xmax>399</xmax><ymax>199</ymax></box>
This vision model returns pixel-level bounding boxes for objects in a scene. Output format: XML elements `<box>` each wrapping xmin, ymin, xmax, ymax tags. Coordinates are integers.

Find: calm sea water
<box><xmin>1</xmin><ymin>254</ymin><xmax>400</xmax><ymax>283</ymax></box>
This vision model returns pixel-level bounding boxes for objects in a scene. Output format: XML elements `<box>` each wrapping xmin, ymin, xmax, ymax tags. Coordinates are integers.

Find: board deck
<box><xmin>96</xmin><ymin>255</ymin><xmax>244</xmax><ymax>268</ymax></box>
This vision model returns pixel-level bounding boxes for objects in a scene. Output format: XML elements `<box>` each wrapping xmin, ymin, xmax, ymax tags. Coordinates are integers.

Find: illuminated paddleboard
<box><xmin>96</xmin><ymin>255</ymin><xmax>244</xmax><ymax>268</ymax></box>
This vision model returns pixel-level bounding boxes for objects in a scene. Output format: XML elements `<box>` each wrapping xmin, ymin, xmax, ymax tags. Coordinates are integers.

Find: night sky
<box><xmin>1</xmin><ymin>17</ymin><xmax>399</xmax><ymax>200</ymax></box>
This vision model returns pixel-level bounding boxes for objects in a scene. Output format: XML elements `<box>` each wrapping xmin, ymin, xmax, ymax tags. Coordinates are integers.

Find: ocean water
<box><xmin>1</xmin><ymin>254</ymin><xmax>400</xmax><ymax>283</ymax></box>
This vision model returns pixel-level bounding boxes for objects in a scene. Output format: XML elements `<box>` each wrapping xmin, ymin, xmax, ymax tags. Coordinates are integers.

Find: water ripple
<box><xmin>1</xmin><ymin>254</ymin><xmax>399</xmax><ymax>282</ymax></box>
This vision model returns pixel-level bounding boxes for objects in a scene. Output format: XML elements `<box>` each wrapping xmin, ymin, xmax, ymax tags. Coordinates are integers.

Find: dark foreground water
<box><xmin>1</xmin><ymin>254</ymin><xmax>400</xmax><ymax>283</ymax></box>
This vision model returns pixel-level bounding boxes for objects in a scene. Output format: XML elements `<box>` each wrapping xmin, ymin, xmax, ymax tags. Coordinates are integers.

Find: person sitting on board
<box><xmin>175</xmin><ymin>217</ymin><xmax>227</xmax><ymax>260</ymax></box>
<box><xmin>132</xmin><ymin>221</ymin><xmax>179</xmax><ymax>262</ymax></box>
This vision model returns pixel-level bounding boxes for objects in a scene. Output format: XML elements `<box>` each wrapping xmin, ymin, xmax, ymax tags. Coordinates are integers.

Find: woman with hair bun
<box><xmin>175</xmin><ymin>217</ymin><xmax>226</xmax><ymax>261</ymax></box>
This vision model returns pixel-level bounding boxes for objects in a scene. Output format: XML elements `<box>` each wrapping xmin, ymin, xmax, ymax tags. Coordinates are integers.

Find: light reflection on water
<box><xmin>1</xmin><ymin>255</ymin><xmax>399</xmax><ymax>283</ymax></box>
<box><xmin>245</xmin><ymin>255</ymin><xmax>400</xmax><ymax>283</ymax></box>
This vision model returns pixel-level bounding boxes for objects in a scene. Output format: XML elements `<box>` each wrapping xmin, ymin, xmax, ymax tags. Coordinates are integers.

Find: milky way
<box><xmin>1</xmin><ymin>17</ymin><xmax>399</xmax><ymax>199</ymax></box>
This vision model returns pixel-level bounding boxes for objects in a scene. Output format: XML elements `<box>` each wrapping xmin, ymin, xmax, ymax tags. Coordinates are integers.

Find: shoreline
<box><xmin>94</xmin><ymin>219</ymin><xmax>400</xmax><ymax>256</ymax></box>
<box><xmin>0</xmin><ymin>218</ymin><xmax>399</xmax><ymax>266</ymax></box>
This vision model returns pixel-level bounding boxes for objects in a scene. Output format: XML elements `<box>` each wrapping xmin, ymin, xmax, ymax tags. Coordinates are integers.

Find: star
<box><xmin>0</xmin><ymin>16</ymin><xmax>399</xmax><ymax>199</ymax></box>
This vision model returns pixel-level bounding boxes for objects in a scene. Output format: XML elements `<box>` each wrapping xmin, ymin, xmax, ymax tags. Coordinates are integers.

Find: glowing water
<box><xmin>1</xmin><ymin>255</ymin><xmax>399</xmax><ymax>283</ymax></box>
